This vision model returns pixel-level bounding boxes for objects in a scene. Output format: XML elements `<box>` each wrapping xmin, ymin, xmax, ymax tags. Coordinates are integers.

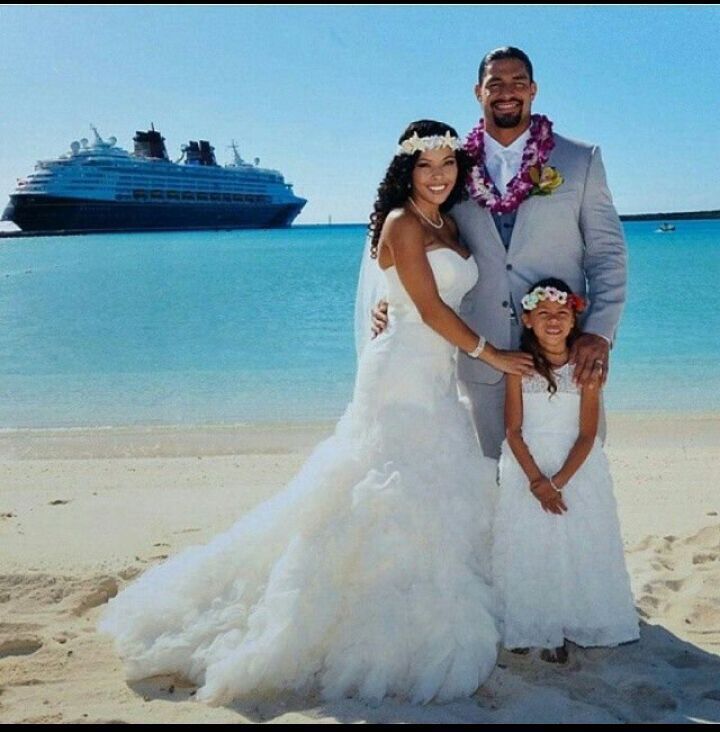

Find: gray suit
<box><xmin>452</xmin><ymin>133</ymin><xmax>627</xmax><ymax>458</ymax></box>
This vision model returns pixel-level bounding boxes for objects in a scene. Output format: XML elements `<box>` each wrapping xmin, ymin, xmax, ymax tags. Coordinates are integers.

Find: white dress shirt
<box><xmin>483</xmin><ymin>129</ymin><xmax>530</xmax><ymax>195</ymax></box>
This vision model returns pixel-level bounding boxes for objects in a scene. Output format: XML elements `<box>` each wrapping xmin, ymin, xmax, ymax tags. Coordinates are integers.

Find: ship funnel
<box><xmin>183</xmin><ymin>140</ymin><xmax>217</xmax><ymax>166</ymax></box>
<box><xmin>133</xmin><ymin>127</ymin><xmax>169</xmax><ymax>160</ymax></box>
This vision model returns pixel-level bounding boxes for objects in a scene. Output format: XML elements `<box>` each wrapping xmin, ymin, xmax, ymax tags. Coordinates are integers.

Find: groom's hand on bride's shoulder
<box><xmin>371</xmin><ymin>300</ymin><xmax>389</xmax><ymax>338</ymax></box>
<box><xmin>569</xmin><ymin>333</ymin><xmax>611</xmax><ymax>387</ymax></box>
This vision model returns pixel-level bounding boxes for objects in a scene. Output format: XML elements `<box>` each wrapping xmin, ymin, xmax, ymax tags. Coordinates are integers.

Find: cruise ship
<box><xmin>2</xmin><ymin>126</ymin><xmax>307</xmax><ymax>233</ymax></box>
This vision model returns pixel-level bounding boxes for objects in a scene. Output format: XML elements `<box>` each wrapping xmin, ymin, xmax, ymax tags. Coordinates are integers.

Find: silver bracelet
<box><xmin>549</xmin><ymin>478</ymin><xmax>562</xmax><ymax>493</ymax></box>
<box><xmin>467</xmin><ymin>336</ymin><xmax>486</xmax><ymax>359</ymax></box>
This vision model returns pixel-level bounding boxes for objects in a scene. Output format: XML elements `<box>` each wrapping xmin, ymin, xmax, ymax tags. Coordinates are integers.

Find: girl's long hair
<box><xmin>520</xmin><ymin>277</ymin><xmax>583</xmax><ymax>395</ymax></box>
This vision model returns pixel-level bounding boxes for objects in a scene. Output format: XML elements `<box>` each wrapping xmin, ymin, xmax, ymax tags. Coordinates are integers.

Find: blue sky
<box><xmin>1</xmin><ymin>5</ymin><xmax>718</xmax><ymax>224</ymax></box>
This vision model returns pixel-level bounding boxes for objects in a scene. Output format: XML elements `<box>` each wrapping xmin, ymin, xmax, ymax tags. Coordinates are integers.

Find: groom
<box><xmin>376</xmin><ymin>46</ymin><xmax>627</xmax><ymax>460</ymax></box>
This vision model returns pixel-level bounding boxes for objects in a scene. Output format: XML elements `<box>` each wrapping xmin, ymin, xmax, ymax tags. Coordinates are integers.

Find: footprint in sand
<box><xmin>683</xmin><ymin>526</ymin><xmax>720</xmax><ymax>550</ymax></box>
<box><xmin>0</xmin><ymin>637</ymin><xmax>43</xmax><ymax>659</ymax></box>
<box><xmin>663</xmin><ymin>579</ymin><xmax>686</xmax><ymax>592</ymax></box>
<box><xmin>693</xmin><ymin>553</ymin><xmax>718</xmax><ymax>565</ymax></box>
<box><xmin>686</xmin><ymin>602</ymin><xmax>720</xmax><ymax>627</ymax></box>
<box><xmin>53</xmin><ymin>632</ymin><xmax>76</xmax><ymax>645</ymax></box>
<box><xmin>631</xmin><ymin>534</ymin><xmax>678</xmax><ymax>556</ymax></box>
<box><xmin>650</xmin><ymin>559</ymin><xmax>674</xmax><ymax>572</ymax></box>
<box><xmin>117</xmin><ymin>567</ymin><xmax>141</xmax><ymax>581</ymax></box>
<box><xmin>638</xmin><ymin>593</ymin><xmax>662</xmax><ymax>611</ymax></box>
<box><xmin>72</xmin><ymin>578</ymin><xmax>119</xmax><ymax>616</ymax></box>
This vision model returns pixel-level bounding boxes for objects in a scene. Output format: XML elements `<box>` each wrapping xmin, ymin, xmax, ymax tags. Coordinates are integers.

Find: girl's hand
<box><xmin>529</xmin><ymin>477</ymin><xmax>568</xmax><ymax>515</ymax></box>
<box><xmin>482</xmin><ymin>345</ymin><xmax>535</xmax><ymax>376</ymax></box>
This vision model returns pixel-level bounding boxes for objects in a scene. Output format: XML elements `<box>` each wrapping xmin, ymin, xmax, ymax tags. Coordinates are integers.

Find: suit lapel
<box><xmin>509</xmin><ymin>142</ymin><xmax>563</xmax><ymax>252</ymax></box>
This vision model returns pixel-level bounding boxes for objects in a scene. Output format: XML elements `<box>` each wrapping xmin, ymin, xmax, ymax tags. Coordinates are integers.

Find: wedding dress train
<box><xmin>99</xmin><ymin>247</ymin><xmax>500</xmax><ymax>705</ymax></box>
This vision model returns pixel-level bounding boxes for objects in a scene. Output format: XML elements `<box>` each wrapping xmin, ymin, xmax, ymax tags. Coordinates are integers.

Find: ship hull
<box><xmin>2</xmin><ymin>195</ymin><xmax>305</xmax><ymax>233</ymax></box>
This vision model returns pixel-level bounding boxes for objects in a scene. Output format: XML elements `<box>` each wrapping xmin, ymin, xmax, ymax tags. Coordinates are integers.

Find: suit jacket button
<box><xmin>506</xmin><ymin>264</ymin><xmax>513</xmax><ymax>271</ymax></box>
<box><xmin>502</xmin><ymin>300</ymin><xmax>509</xmax><ymax>308</ymax></box>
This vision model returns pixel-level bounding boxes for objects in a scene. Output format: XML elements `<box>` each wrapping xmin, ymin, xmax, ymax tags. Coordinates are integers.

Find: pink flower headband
<box><xmin>521</xmin><ymin>286</ymin><xmax>586</xmax><ymax>313</ymax></box>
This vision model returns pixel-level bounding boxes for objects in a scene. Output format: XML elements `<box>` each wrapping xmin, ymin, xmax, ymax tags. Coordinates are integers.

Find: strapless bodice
<box><xmin>383</xmin><ymin>248</ymin><xmax>478</xmax><ymax>323</ymax></box>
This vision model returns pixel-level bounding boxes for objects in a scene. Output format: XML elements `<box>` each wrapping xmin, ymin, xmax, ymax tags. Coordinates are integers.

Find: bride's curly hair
<box><xmin>520</xmin><ymin>277</ymin><xmax>584</xmax><ymax>395</ymax></box>
<box><xmin>367</xmin><ymin>120</ymin><xmax>471</xmax><ymax>258</ymax></box>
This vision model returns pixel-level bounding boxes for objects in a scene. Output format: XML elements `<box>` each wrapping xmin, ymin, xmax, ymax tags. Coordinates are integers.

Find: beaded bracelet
<box><xmin>467</xmin><ymin>336</ymin><xmax>486</xmax><ymax>359</ymax></box>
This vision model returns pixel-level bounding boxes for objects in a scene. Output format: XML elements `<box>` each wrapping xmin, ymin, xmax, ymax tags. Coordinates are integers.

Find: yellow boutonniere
<box><xmin>528</xmin><ymin>165</ymin><xmax>564</xmax><ymax>196</ymax></box>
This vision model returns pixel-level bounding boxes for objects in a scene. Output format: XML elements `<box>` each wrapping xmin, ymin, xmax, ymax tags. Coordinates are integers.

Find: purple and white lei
<box><xmin>464</xmin><ymin>114</ymin><xmax>560</xmax><ymax>214</ymax></box>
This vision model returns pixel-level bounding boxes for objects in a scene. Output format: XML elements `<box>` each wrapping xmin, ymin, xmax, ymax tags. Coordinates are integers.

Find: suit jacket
<box><xmin>452</xmin><ymin>133</ymin><xmax>628</xmax><ymax>385</ymax></box>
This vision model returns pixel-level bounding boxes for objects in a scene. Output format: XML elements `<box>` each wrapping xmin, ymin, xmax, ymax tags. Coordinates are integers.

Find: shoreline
<box><xmin>1</xmin><ymin>410</ymin><xmax>718</xmax><ymax>459</ymax></box>
<box><xmin>0</xmin><ymin>421</ymin><xmax>336</xmax><ymax>460</ymax></box>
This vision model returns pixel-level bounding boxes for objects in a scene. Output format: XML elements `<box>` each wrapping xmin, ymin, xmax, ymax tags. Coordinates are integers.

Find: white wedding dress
<box><xmin>98</xmin><ymin>247</ymin><xmax>500</xmax><ymax>705</ymax></box>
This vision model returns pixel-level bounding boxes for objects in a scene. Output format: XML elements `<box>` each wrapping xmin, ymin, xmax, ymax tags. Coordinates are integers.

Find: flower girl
<box><xmin>492</xmin><ymin>278</ymin><xmax>639</xmax><ymax>663</ymax></box>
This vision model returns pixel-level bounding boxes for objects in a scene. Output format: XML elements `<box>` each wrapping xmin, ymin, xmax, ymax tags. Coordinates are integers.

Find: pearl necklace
<box><xmin>409</xmin><ymin>197</ymin><xmax>444</xmax><ymax>229</ymax></box>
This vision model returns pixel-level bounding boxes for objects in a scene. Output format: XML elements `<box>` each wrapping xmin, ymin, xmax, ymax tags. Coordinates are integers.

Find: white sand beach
<box><xmin>1</xmin><ymin>413</ymin><xmax>719</xmax><ymax>724</ymax></box>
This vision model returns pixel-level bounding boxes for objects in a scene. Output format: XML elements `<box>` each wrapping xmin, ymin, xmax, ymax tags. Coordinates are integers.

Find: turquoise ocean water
<box><xmin>1</xmin><ymin>221</ymin><xmax>718</xmax><ymax>428</ymax></box>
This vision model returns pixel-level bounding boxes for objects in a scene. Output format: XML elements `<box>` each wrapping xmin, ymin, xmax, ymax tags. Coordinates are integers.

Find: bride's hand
<box><xmin>481</xmin><ymin>345</ymin><xmax>535</xmax><ymax>376</ymax></box>
<box><xmin>371</xmin><ymin>300</ymin><xmax>389</xmax><ymax>339</ymax></box>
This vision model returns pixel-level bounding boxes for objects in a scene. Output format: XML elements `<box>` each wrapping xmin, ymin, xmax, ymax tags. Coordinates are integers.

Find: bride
<box><xmin>98</xmin><ymin>120</ymin><xmax>535</xmax><ymax>706</ymax></box>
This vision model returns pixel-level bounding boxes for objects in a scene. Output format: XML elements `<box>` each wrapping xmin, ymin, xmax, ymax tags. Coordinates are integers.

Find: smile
<box><xmin>494</xmin><ymin>102</ymin><xmax>521</xmax><ymax>112</ymax></box>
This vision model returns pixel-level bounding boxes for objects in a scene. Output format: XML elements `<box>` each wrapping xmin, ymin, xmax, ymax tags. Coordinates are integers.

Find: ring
<box><xmin>594</xmin><ymin>360</ymin><xmax>604</xmax><ymax>367</ymax></box>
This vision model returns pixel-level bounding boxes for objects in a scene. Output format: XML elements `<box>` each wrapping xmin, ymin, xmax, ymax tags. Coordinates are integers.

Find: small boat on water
<box><xmin>656</xmin><ymin>222</ymin><xmax>676</xmax><ymax>233</ymax></box>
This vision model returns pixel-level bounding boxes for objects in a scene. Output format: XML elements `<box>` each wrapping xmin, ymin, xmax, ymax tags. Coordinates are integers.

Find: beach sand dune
<box><xmin>1</xmin><ymin>415</ymin><xmax>718</xmax><ymax>724</ymax></box>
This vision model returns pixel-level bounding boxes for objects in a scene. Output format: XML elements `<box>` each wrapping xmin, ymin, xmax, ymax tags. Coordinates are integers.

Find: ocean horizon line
<box><xmin>2</xmin><ymin>210</ymin><xmax>720</xmax><ymax>238</ymax></box>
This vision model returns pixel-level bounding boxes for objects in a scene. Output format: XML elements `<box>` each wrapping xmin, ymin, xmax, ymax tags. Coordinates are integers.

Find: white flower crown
<box><xmin>521</xmin><ymin>286</ymin><xmax>586</xmax><ymax>312</ymax></box>
<box><xmin>396</xmin><ymin>131</ymin><xmax>462</xmax><ymax>156</ymax></box>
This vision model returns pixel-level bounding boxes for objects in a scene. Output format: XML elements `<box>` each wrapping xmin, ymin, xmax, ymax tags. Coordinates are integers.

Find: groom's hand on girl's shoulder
<box><xmin>570</xmin><ymin>333</ymin><xmax>610</xmax><ymax>387</ymax></box>
<box><xmin>371</xmin><ymin>300</ymin><xmax>389</xmax><ymax>339</ymax></box>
